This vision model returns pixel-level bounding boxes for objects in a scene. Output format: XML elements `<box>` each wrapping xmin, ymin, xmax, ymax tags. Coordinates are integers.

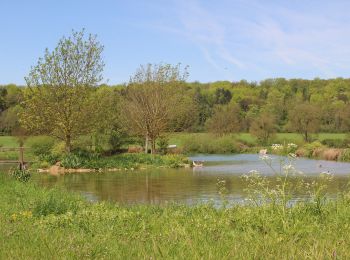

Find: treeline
<box><xmin>1</xmin><ymin>30</ymin><xmax>350</xmax><ymax>153</ymax></box>
<box><xmin>2</xmin><ymin>77</ymin><xmax>350</xmax><ymax>139</ymax></box>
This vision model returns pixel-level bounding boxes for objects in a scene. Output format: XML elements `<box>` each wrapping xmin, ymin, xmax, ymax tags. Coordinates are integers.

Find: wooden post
<box><xmin>19</xmin><ymin>146</ymin><xmax>24</xmax><ymax>170</ymax></box>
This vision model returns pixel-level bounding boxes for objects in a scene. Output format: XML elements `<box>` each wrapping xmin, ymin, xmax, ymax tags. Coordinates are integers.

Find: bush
<box><xmin>38</xmin><ymin>153</ymin><xmax>60</xmax><ymax>165</ymax></box>
<box><xmin>321</xmin><ymin>138</ymin><xmax>349</xmax><ymax>148</ymax></box>
<box><xmin>340</xmin><ymin>149</ymin><xmax>350</xmax><ymax>162</ymax></box>
<box><xmin>303</xmin><ymin>141</ymin><xmax>325</xmax><ymax>158</ymax></box>
<box><xmin>9</xmin><ymin>168</ymin><xmax>31</xmax><ymax>182</ymax></box>
<box><xmin>157</xmin><ymin>136</ymin><xmax>169</xmax><ymax>155</ymax></box>
<box><xmin>50</xmin><ymin>141</ymin><xmax>66</xmax><ymax>157</ymax></box>
<box><xmin>27</xmin><ymin>136</ymin><xmax>56</xmax><ymax>156</ymax></box>
<box><xmin>109</xmin><ymin>130</ymin><xmax>128</xmax><ymax>152</ymax></box>
<box><xmin>60</xmin><ymin>153</ymin><xmax>85</xmax><ymax>169</ymax></box>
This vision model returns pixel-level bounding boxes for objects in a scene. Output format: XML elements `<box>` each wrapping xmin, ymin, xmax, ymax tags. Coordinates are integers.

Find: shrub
<box><xmin>27</xmin><ymin>136</ymin><xmax>56</xmax><ymax>156</ymax></box>
<box><xmin>50</xmin><ymin>141</ymin><xmax>66</xmax><ymax>157</ymax></box>
<box><xmin>303</xmin><ymin>141</ymin><xmax>325</xmax><ymax>158</ymax></box>
<box><xmin>340</xmin><ymin>149</ymin><xmax>350</xmax><ymax>162</ymax></box>
<box><xmin>60</xmin><ymin>154</ymin><xmax>84</xmax><ymax>169</ymax></box>
<box><xmin>109</xmin><ymin>130</ymin><xmax>127</xmax><ymax>152</ymax></box>
<box><xmin>9</xmin><ymin>168</ymin><xmax>31</xmax><ymax>182</ymax></box>
<box><xmin>157</xmin><ymin>136</ymin><xmax>169</xmax><ymax>155</ymax></box>
<box><xmin>38</xmin><ymin>153</ymin><xmax>60</xmax><ymax>165</ymax></box>
<box><xmin>321</xmin><ymin>139</ymin><xmax>349</xmax><ymax>148</ymax></box>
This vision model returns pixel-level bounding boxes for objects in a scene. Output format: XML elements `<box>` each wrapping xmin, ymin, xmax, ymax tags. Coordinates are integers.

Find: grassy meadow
<box><xmin>1</xmin><ymin>174</ymin><xmax>350</xmax><ymax>259</ymax></box>
<box><xmin>167</xmin><ymin>132</ymin><xmax>348</xmax><ymax>147</ymax></box>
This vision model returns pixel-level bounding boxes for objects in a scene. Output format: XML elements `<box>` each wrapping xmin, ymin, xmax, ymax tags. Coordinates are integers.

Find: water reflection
<box><xmin>31</xmin><ymin>154</ymin><xmax>350</xmax><ymax>206</ymax></box>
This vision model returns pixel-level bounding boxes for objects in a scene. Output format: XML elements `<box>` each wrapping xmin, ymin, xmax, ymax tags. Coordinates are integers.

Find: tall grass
<box><xmin>1</xmin><ymin>169</ymin><xmax>350</xmax><ymax>258</ymax></box>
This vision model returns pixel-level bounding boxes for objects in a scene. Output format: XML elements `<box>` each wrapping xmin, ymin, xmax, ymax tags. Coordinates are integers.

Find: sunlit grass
<box><xmin>1</xmin><ymin>174</ymin><xmax>350</xmax><ymax>258</ymax></box>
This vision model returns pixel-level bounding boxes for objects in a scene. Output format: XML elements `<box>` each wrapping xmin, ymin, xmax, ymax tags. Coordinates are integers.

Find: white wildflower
<box><xmin>287</xmin><ymin>143</ymin><xmax>298</xmax><ymax>148</ymax></box>
<box><xmin>271</xmin><ymin>144</ymin><xmax>283</xmax><ymax>150</ymax></box>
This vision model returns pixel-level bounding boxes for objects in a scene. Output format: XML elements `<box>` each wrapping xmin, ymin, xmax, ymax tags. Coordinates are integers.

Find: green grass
<box><xmin>168</xmin><ymin>132</ymin><xmax>348</xmax><ymax>148</ymax></box>
<box><xmin>1</xmin><ymin>174</ymin><xmax>350</xmax><ymax>258</ymax></box>
<box><xmin>0</xmin><ymin>136</ymin><xmax>18</xmax><ymax>147</ymax></box>
<box><xmin>57</xmin><ymin>153</ymin><xmax>189</xmax><ymax>169</ymax></box>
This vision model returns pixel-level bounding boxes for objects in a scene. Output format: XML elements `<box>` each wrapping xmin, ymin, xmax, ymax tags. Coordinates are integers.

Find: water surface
<box><xmin>25</xmin><ymin>154</ymin><xmax>350</xmax><ymax>206</ymax></box>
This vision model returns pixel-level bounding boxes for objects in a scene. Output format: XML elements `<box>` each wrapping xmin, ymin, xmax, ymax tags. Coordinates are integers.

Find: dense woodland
<box><xmin>1</xmin><ymin>77</ymin><xmax>350</xmax><ymax>142</ymax></box>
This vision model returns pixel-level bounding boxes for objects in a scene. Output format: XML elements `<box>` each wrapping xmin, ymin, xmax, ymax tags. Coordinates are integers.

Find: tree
<box><xmin>287</xmin><ymin>103</ymin><xmax>321</xmax><ymax>142</ymax></box>
<box><xmin>20</xmin><ymin>30</ymin><xmax>104</xmax><ymax>152</ymax></box>
<box><xmin>214</xmin><ymin>88</ymin><xmax>232</xmax><ymax>105</ymax></box>
<box><xmin>168</xmin><ymin>89</ymin><xmax>199</xmax><ymax>131</ymax></box>
<box><xmin>206</xmin><ymin>104</ymin><xmax>241</xmax><ymax>136</ymax></box>
<box><xmin>122</xmin><ymin>63</ymin><xmax>188</xmax><ymax>154</ymax></box>
<box><xmin>249</xmin><ymin>112</ymin><xmax>277</xmax><ymax>145</ymax></box>
<box><xmin>90</xmin><ymin>86</ymin><xmax>125</xmax><ymax>152</ymax></box>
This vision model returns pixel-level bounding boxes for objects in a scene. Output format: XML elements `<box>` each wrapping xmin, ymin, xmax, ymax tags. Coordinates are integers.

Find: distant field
<box><xmin>167</xmin><ymin>132</ymin><xmax>348</xmax><ymax>147</ymax></box>
<box><xmin>0</xmin><ymin>136</ymin><xmax>18</xmax><ymax>147</ymax></box>
<box><xmin>0</xmin><ymin>136</ymin><xmax>37</xmax><ymax>160</ymax></box>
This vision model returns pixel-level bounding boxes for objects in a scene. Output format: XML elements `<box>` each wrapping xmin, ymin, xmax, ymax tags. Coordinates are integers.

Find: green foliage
<box><xmin>249</xmin><ymin>112</ymin><xmax>277</xmax><ymax>145</ymax></box>
<box><xmin>9</xmin><ymin>168</ymin><xmax>31</xmax><ymax>182</ymax></box>
<box><xmin>20</xmin><ymin>30</ymin><xmax>105</xmax><ymax>153</ymax></box>
<box><xmin>340</xmin><ymin>149</ymin><xmax>350</xmax><ymax>162</ymax></box>
<box><xmin>61</xmin><ymin>153</ymin><xmax>84</xmax><ymax>169</ymax></box>
<box><xmin>2</xmin><ymin>174</ymin><xmax>350</xmax><ymax>258</ymax></box>
<box><xmin>157</xmin><ymin>136</ymin><xmax>169</xmax><ymax>155</ymax></box>
<box><xmin>33</xmin><ymin>191</ymin><xmax>82</xmax><ymax>217</ymax></box>
<box><xmin>321</xmin><ymin>138</ymin><xmax>350</xmax><ymax>148</ymax></box>
<box><xmin>27</xmin><ymin>136</ymin><xmax>56</xmax><ymax>156</ymax></box>
<box><xmin>206</xmin><ymin>104</ymin><xmax>241</xmax><ymax>135</ymax></box>
<box><xmin>303</xmin><ymin>141</ymin><xmax>325</xmax><ymax>157</ymax></box>
<box><xmin>108</xmin><ymin>129</ymin><xmax>127</xmax><ymax>152</ymax></box>
<box><xmin>59</xmin><ymin>152</ymin><xmax>187</xmax><ymax>169</ymax></box>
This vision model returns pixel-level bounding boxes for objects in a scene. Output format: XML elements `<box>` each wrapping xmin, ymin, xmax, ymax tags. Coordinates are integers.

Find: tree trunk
<box><xmin>151</xmin><ymin>139</ymin><xmax>156</xmax><ymax>154</ymax></box>
<box><xmin>65</xmin><ymin>135</ymin><xmax>71</xmax><ymax>153</ymax></box>
<box><xmin>145</xmin><ymin>135</ymin><xmax>149</xmax><ymax>154</ymax></box>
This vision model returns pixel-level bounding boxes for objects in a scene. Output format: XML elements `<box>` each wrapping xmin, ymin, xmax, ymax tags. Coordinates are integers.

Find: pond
<box><xmin>22</xmin><ymin>154</ymin><xmax>350</xmax><ymax>206</ymax></box>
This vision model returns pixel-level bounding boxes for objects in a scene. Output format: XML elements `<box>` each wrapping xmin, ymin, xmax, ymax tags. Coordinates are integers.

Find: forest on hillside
<box><xmin>1</xmin><ymin>77</ymin><xmax>350</xmax><ymax>142</ymax></box>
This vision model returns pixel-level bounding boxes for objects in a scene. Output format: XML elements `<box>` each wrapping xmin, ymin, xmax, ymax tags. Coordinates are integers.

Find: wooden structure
<box><xmin>0</xmin><ymin>147</ymin><xmax>27</xmax><ymax>169</ymax></box>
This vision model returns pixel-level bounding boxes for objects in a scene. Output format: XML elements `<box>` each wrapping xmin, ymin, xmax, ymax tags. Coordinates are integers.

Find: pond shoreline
<box><xmin>37</xmin><ymin>162</ymin><xmax>192</xmax><ymax>174</ymax></box>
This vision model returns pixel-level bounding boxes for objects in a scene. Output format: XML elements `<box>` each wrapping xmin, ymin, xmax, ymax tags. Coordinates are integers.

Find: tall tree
<box><xmin>206</xmin><ymin>104</ymin><xmax>241</xmax><ymax>136</ymax></box>
<box><xmin>249</xmin><ymin>112</ymin><xmax>277</xmax><ymax>145</ymax></box>
<box><xmin>20</xmin><ymin>30</ymin><xmax>104</xmax><ymax>152</ymax></box>
<box><xmin>122</xmin><ymin>63</ymin><xmax>188</xmax><ymax>154</ymax></box>
<box><xmin>287</xmin><ymin>103</ymin><xmax>321</xmax><ymax>142</ymax></box>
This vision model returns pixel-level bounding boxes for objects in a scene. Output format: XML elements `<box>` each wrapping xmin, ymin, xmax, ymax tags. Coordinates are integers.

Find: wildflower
<box><xmin>271</xmin><ymin>144</ymin><xmax>283</xmax><ymax>150</ymax></box>
<box><xmin>248</xmin><ymin>170</ymin><xmax>259</xmax><ymax>175</ymax></box>
<box><xmin>20</xmin><ymin>211</ymin><xmax>33</xmax><ymax>218</ymax></box>
<box><xmin>283</xmin><ymin>164</ymin><xmax>294</xmax><ymax>171</ymax></box>
<box><xmin>287</xmin><ymin>143</ymin><xmax>298</xmax><ymax>149</ymax></box>
<box><xmin>10</xmin><ymin>213</ymin><xmax>17</xmax><ymax>222</ymax></box>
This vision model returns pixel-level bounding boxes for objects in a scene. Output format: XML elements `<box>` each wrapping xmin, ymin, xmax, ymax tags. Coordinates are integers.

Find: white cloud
<box><xmin>151</xmin><ymin>0</ymin><xmax>350</xmax><ymax>79</ymax></box>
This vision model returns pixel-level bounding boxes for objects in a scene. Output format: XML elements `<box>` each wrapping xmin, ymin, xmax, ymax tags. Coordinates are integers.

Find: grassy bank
<box><xmin>1</xmin><ymin>174</ymin><xmax>350</xmax><ymax>258</ymax></box>
<box><xmin>44</xmin><ymin>153</ymin><xmax>190</xmax><ymax>170</ymax></box>
<box><xmin>2</xmin><ymin>134</ymin><xmax>350</xmax><ymax>166</ymax></box>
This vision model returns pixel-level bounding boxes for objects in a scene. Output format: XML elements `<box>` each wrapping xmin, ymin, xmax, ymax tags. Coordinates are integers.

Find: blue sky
<box><xmin>1</xmin><ymin>0</ymin><xmax>350</xmax><ymax>84</ymax></box>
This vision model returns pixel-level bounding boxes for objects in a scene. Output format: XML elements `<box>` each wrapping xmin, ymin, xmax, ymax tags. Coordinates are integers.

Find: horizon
<box><xmin>1</xmin><ymin>0</ymin><xmax>350</xmax><ymax>85</ymax></box>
